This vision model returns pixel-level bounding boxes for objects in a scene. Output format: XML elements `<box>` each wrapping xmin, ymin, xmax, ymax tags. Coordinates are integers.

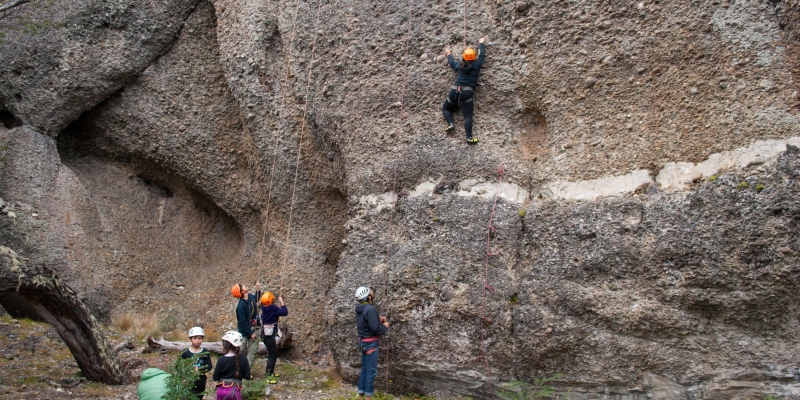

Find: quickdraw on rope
<box><xmin>258</xmin><ymin>0</ymin><xmax>302</xmax><ymax>265</ymax></box>
<box><xmin>479</xmin><ymin>164</ymin><xmax>505</xmax><ymax>399</ymax></box>
<box><xmin>379</xmin><ymin>0</ymin><xmax>414</xmax><ymax>394</ymax></box>
<box><xmin>278</xmin><ymin>0</ymin><xmax>324</xmax><ymax>298</ymax></box>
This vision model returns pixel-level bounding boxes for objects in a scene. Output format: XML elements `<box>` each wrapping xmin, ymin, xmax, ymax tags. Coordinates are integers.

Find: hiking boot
<box><xmin>466</xmin><ymin>137</ymin><xmax>479</xmax><ymax>144</ymax></box>
<box><xmin>444</xmin><ymin>123</ymin><xmax>455</xmax><ymax>133</ymax></box>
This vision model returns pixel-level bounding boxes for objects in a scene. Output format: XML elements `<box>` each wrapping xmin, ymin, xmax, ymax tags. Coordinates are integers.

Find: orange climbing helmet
<box><xmin>231</xmin><ymin>283</ymin><xmax>243</xmax><ymax>299</ymax></box>
<box><xmin>261</xmin><ymin>292</ymin><xmax>275</xmax><ymax>306</ymax></box>
<box><xmin>463</xmin><ymin>48</ymin><xmax>477</xmax><ymax>61</ymax></box>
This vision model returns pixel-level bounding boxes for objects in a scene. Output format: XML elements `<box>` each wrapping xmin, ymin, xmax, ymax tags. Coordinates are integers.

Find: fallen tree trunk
<box><xmin>148</xmin><ymin>324</ymin><xmax>294</xmax><ymax>355</ymax></box>
<box><xmin>0</xmin><ymin>246</ymin><xmax>128</xmax><ymax>384</ymax></box>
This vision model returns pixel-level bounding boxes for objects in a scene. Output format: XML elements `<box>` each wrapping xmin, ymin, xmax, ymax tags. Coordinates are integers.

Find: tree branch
<box><xmin>0</xmin><ymin>246</ymin><xmax>129</xmax><ymax>384</ymax></box>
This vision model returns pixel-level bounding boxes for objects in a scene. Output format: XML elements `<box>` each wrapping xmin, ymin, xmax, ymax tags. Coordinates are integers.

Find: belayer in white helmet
<box><xmin>354</xmin><ymin>286</ymin><xmax>389</xmax><ymax>399</ymax></box>
<box><xmin>180</xmin><ymin>326</ymin><xmax>212</xmax><ymax>398</ymax></box>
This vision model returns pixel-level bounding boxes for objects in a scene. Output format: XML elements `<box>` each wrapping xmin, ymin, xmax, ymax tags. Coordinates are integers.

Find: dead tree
<box><xmin>148</xmin><ymin>324</ymin><xmax>294</xmax><ymax>355</ymax></box>
<box><xmin>0</xmin><ymin>246</ymin><xmax>128</xmax><ymax>384</ymax></box>
<box><xmin>0</xmin><ymin>0</ymin><xmax>31</xmax><ymax>20</ymax></box>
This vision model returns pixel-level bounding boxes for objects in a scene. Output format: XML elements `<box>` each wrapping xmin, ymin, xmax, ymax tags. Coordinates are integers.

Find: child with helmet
<box><xmin>180</xmin><ymin>326</ymin><xmax>213</xmax><ymax>398</ymax></box>
<box><xmin>441</xmin><ymin>37</ymin><xmax>487</xmax><ymax>144</ymax></box>
<box><xmin>213</xmin><ymin>330</ymin><xmax>251</xmax><ymax>399</ymax></box>
<box><xmin>260</xmin><ymin>292</ymin><xmax>288</xmax><ymax>382</ymax></box>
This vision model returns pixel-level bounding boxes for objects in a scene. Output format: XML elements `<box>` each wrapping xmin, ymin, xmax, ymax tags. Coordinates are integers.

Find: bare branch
<box><xmin>0</xmin><ymin>0</ymin><xmax>31</xmax><ymax>21</ymax></box>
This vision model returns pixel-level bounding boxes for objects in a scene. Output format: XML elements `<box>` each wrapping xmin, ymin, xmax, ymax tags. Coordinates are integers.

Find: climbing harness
<box><xmin>446</xmin><ymin>85</ymin><xmax>474</xmax><ymax>106</ymax></box>
<box><xmin>378</xmin><ymin>0</ymin><xmax>414</xmax><ymax>393</ymax></box>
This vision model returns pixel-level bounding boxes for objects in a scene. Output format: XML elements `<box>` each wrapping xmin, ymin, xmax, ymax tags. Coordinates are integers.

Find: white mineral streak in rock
<box><xmin>360</xmin><ymin>179</ymin><xmax>530</xmax><ymax>209</ymax></box>
<box><xmin>656</xmin><ymin>137</ymin><xmax>800</xmax><ymax>191</ymax></box>
<box><xmin>358</xmin><ymin>192</ymin><xmax>397</xmax><ymax>212</ymax></box>
<box><xmin>455</xmin><ymin>181</ymin><xmax>529</xmax><ymax>204</ymax></box>
<box><xmin>547</xmin><ymin>137</ymin><xmax>800</xmax><ymax>199</ymax></box>
<box><xmin>548</xmin><ymin>170</ymin><xmax>654</xmax><ymax>201</ymax></box>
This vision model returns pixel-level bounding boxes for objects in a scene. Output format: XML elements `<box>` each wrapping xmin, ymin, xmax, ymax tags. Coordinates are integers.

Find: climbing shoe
<box><xmin>444</xmin><ymin>123</ymin><xmax>455</xmax><ymax>133</ymax></box>
<box><xmin>466</xmin><ymin>137</ymin><xmax>479</xmax><ymax>144</ymax></box>
<box><xmin>267</xmin><ymin>378</ymin><xmax>277</xmax><ymax>384</ymax></box>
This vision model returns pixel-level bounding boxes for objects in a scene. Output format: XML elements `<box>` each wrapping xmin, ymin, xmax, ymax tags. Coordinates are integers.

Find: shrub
<box><xmin>164</xmin><ymin>356</ymin><xmax>202</xmax><ymax>400</ymax></box>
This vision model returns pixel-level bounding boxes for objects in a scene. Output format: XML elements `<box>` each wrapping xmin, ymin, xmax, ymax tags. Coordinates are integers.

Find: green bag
<box><xmin>137</xmin><ymin>368</ymin><xmax>170</xmax><ymax>400</ymax></box>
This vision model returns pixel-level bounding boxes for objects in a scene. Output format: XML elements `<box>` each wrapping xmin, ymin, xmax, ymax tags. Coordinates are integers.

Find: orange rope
<box><xmin>258</xmin><ymin>0</ymin><xmax>302</xmax><ymax>264</ymax></box>
<box><xmin>278</xmin><ymin>0</ymin><xmax>324</xmax><ymax>297</ymax></box>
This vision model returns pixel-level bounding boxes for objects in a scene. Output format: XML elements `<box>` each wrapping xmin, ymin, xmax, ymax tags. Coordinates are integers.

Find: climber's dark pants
<box><xmin>442</xmin><ymin>88</ymin><xmax>475</xmax><ymax>138</ymax></box>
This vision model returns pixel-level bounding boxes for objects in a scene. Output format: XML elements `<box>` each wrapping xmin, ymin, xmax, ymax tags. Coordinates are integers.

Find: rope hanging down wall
<box><xmin>258</xmin><ymin>0</ymin><xmax>302</xmax><ymax>265</ymax></box>
<box><xmin>277</xmin><ymin>0</ymin><xmax>325</xmax><ymax>297</ymax></box>
<box><xmin>379</xmin><ymin>0</ymin><xmax>415</xmax><ymax>393</ymax></box>
<box><xmin>479</xmin><ymin>164</ymin><xmax>505</xmax><ymax>399</ymax></box>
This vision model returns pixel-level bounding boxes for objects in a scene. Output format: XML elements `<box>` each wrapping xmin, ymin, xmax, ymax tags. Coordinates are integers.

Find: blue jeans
<box><xmin>357</xmin><ymin>340</ymin><xmax>379</xmax><ymax>396</ymax></box>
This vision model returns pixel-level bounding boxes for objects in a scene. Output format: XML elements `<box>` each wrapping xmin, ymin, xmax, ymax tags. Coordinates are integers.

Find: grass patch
<box><xmin>112</xmin><ymin>313</ymin><xmax>160</xmax><ymax>338</ymax></box>
<box><xmin>274</xmin><ymin>364</ymin><xmax>343</xmax><ymax>392</ymax></box>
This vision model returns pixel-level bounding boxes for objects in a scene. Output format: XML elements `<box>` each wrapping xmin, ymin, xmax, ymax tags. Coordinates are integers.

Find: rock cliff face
<box><xmin>1</xmin><ymin>0</ymin><xmax>799</xmax><ymax>398</ymax></box>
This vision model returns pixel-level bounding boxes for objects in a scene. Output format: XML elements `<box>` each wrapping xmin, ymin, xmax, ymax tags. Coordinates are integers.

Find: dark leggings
<box><xmin>263</xmin><ymin>335</ymin><xmax>277</xmax><ymax>375</ymax></box>
<box><xmin>442</xmin><ymin>88</ymin><xmax>475</xmax><ymax>138</ymax></box>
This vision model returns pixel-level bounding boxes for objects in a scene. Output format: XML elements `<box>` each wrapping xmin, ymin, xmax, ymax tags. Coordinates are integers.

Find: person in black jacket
<box><xmin>180</xmin><ymin>326</ymin><xmax>213</xmax><ymax>398</ymax></box>
<box><xmin>354</xmin><ymin>286</ymin><xmax>389</xmax><ymax>400</ymax></box>
<box><xmin>442</xmin><ymin>37</ymin><xmax>487</xmax><ymax>144</ymax></box>
<box><xmin>231</xmin><ymin>281</ymin><xmax>261</xmax><ymax>365</ymax></box>
<box><xmin>213</xmin><ymin>331</ymin><xmax>251</xmax><ymax>399</ymax></box>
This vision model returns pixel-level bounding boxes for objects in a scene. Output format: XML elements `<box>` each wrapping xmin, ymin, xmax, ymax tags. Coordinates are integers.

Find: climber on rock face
<box><xmin>442</xmin><ymin>37</ymin><xmax>487</xmax><ymax>144</ymax></box>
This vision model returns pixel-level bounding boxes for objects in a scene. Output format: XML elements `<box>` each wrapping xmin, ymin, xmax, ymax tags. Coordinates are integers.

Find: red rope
<box><xmin>480</xmin><ymin>164</ymin><xmax>504</xmax><ymax>399</ymax></box>
<box><xmin>278</xmin><ymin>0</ymin><xmax>324</xmax><ymax>296</ymax></box>
<box><xmin>258</xmin><ymin>1</ymin><xmax>302</xmax><ymax>264</ymax></box>
<box><xmin>380</xmin><ymin>0</ymin><xmax>414</xmax><ymax>394</ymax></box>
<box><xmin>463</xmin><ymin>0</ymin><xmax>467</xmax><ymax>48</ymax></box>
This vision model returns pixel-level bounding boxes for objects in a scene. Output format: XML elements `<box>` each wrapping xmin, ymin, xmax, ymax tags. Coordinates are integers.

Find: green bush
<box><xmin>164</xmin><ymin>356</ymin><xmax>202</xmax><ymax>400</ymax></box>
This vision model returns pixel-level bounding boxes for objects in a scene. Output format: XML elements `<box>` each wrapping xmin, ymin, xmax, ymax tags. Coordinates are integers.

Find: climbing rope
<box><xmin>379</xmin><ymin>0</ymin><xmax>415</xmax><ymax>393</ymax></box>
<box><xmin>258</xmin><ymin>0</ymin><xmax>302</xmax><ymax>265</ymax></box>
<box><xmin>463</xmin><ymin>0</ymin><xmax>467</xmax><ymax>48</ymax></box>
<box><xmin>277</xmin><ymin>0</ymin><xmax>325</xmax><ymax>297</ymax></box>
<box><xmin>479</xmin><ymin>164</ymin><xmax>505</xmax><ymax>399</ymax></box>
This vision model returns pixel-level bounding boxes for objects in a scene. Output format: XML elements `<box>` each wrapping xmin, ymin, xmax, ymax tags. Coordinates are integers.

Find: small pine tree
<box><xmin>163</xmin><ymin>355</ymin><xmax>202</xmax><ymax>400</ymax></box>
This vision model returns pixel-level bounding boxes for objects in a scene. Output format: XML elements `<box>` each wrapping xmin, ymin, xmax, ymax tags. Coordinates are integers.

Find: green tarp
<box><xmin>137</xmin><ymin>368</ymin><xmax>170</xmax><ymax>400</ymax></box>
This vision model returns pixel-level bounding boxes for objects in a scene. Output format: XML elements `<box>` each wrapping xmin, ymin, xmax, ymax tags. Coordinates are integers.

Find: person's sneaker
<box><xmin>466</xmin><ymin>137</ymin><xmax>479</xmax><ymax>144</ymax></box>
<box><xmin>444</xmin><ymin>123</ymin><xmax>455</xmax><ymax>132</ymax></box>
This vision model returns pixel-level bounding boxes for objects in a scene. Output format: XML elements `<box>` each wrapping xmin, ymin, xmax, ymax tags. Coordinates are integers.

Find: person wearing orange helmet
<box><xmin>442</xmin><ymin>37</ymin><xmax>487</xmax><ymax>144</ymax></box>
<box><xmin>260</xmin><ymin>292</ymin><xmax>288</xmax><ymax>382</ymax></box>
<box><xmin>231</xmin><ymin>280</ymin><xmax>261</xmax><ymax>364</ymax></box>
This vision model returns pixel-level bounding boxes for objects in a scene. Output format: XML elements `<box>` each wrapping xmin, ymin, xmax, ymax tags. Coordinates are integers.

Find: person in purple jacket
<box><xmin>260</xmin><ymin>291</ymin><xmax>288</xmax><ymax>382</ymax></box>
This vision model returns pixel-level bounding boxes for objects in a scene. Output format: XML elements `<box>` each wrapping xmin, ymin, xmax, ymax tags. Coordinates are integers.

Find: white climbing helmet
<box><xmin>188</xmin><ymin>326</ymin><xmax>205</xmax><ymax>338</ymax></box>
<box><xmin>355</xmin><ymin>286</ymin><xmax>371</xmax><ymax>301</ymax></box>
<box><xmin>221</xmin><ymin>330</ymin><xmax>244</xmax><ymax>348</ymax></box>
